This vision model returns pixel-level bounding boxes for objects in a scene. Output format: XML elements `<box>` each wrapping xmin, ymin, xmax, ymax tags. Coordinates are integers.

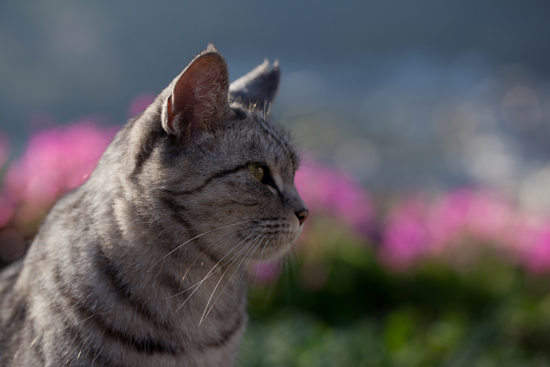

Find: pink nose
<box><xmin>295</xmin><ymin>209</ymin><xmax>309</xmax><ymax>225</ymax></box>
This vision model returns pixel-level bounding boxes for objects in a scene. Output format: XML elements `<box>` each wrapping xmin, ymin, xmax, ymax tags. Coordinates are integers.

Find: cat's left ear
<box><xmin>229</xmin><ymin>59</ymin><xmax>280</xmax><ymax>116</ymax></box>
<box><xmin>161</xmin><ymin>43</ymin><xmax>234</xmax><ymax>143</ymax></box>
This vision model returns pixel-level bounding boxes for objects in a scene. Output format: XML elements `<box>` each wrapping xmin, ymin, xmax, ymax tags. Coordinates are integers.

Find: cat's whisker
<box><xmin>232</xmin><ymin>267</ymin><xmax>247</xmax><ymax>308</ymax></box>
<box><xmin>91</xmin><ymin>346</ymin><xmax>104</xmax><ymax>365</ymax></box>
<box><xmin>205</xmin><ymin>261</ymin><xmax>245</xmax><ymax>321</ymax></box>
<box><xmin>231</xmin><ymin>234</ymin><xmax>272</xmax><ymax>305</ymax></box>
<box><xmin>174</xmin><ymin>234</ymin><xmax>261</xmax><ymax>310</ymax></box>
<box><xmin>175</xmin><ymin>237</ymin><xmax>258</xmax><ymax>313</ymax></box>
<box><xmin>203</xmin><ymin>250</ymin><xmax>253</xmax><ymax>323</ymax></box>
<box><xmin>199</xmin><ymin>236</ymin><xmax>265</xmax><ymax>325</ymax></box>
<box><xmin>233</xmin><ymin>249</ymin><xmax>258</xmax><ymax>303</ymax></box>
<box><xmin>234</xmin><ymin>238</ymin><xmax>264</xmax><ymax>300</ymax></box>
<box><xmin>164</xmin><ymin>232</ymin><xmax>257</xmax><ymax>300</ymax></box>
<box><xmin>181</xmin><ymin>248</ymin><xmax>208</xmax><ymax>286</ymax></box>
<box><xmin>233</xmin><ymin>234</ymin><xmax>268</xmax><ymax>301</ymax></box>
<box><xmin>148</xmin><ymin>220</ymin><xmax>249</xmax><ymax>272</ymax></box>
<box><xmin>251</xmin><ymin>236</ymin><xmax>270</xmax><ymax>293</ymax></box>
<box><xmin>232</xmin><ymin>236</ymin><xmax>261</xmax><ymax>302</ymax></box>
<box><xmin>179</xmin><ymin>231</ymin><xmax>248</xmax><ymax>286</ymax></box>
<box><xmin>183</xmin><ymin>232</ymin><xmax>258</xmax><ymax>289</ymax></box>
<box><xmin>225</xmin><ymin>235</ymin><xmax>268</xmax><ymax>311</ymax></box>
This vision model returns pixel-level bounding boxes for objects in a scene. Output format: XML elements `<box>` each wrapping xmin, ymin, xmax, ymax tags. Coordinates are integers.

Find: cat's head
<box><xmin>124</xmin><ymin>44</ymin><xmax>308</xmax><ymax>262</ymax></box>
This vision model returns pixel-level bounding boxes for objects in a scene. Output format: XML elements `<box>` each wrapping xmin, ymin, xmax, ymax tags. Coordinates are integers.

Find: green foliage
<box><xmin>240</xmin><ymin>226</ymin><xmax>550</xmax><ymax>366</ymax></box>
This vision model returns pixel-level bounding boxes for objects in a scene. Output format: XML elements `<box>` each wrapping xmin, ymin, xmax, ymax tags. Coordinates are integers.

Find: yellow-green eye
<box><xmin>248</xmin><ymin>163</ymin><xmax>265</xmax><ymax>182</ymax></box>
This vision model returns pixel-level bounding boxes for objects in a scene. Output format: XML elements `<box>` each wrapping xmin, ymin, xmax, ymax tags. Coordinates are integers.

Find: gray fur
<box><xmin>0</xmin><ymin>44</ymin><xmax>307</xmax><ymax>367</ymax></box>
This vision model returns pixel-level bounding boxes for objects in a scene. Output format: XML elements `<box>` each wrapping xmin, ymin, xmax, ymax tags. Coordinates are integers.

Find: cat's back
<box><xmin>0</xmin><ymin>183</ymin><xmax>97</xmax><ymax>365</ymax></box>
<box><xmin>0</xmin><ymin>260</ymin><xmax>24</xmax><ymax>325</ymax></box>
<box><xmin>0</xmin><ymin>260</ymin><xmax>40</xmax><ymax>366</ymax></box>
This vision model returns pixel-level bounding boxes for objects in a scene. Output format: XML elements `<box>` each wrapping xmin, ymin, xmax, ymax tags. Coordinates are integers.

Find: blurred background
<box><xmin>2</xmin><ymin>1</ymin><xmax>550</xmax><ymax>366</ymax></box>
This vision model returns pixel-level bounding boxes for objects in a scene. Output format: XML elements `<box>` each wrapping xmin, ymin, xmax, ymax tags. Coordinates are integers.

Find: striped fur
<box><xmin>0</xmin><ymin>45</ymin><xmax>307</xmax><ymax>366</ymax></box>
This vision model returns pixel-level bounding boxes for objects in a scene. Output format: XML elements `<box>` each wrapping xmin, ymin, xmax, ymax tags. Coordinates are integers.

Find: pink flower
<box><xmin>127</xmin><ymin>93</ymin><xmax>156</xmax><ymax>118</ymax></box>
<box><xmin>2</xmin><ymin>117</ymin><xmax>118</xmax><ymax>223</ymax></box>
<box><xmin>380</xmin><ymin>199</ymin><xmax>429</xmax><ymax>270</ymax></box>
<box><xmin>249</xmin><ymin>260</ymin><xmax>282</xmax><ymax>285</ymax></box>
<box><xmin>427</xmin><ymin>190</ymin><xmax>474</xmax><ymax>247</ymax></box>
<box><xmin>295</xmin><ymin>159</ymin><xmax>374</xmax><ymax>237</ymax></box>
<box><xmin>523</xmin><ymin>225</ymin><xmax>550</xmax><ymax>275</ymax></box>
<box><xmin>510</xmin><ymin>213</ymin><xmax>545</xmax><ymax>252</ymax></box>
<box><xmin>380</xmin><ymin>188</ymin><xmax>550</xmax><ymax>274</ymax></box>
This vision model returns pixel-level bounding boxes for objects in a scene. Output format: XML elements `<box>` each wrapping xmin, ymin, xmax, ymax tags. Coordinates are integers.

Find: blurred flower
<box><xmin>249</xmin><ymin>260</ymin><xmax>282</xmax><ymax>285</ymax></box>
<box><xmin>295</xmin><ymin>159</ymin><xmax>374</xmax><ymax>237</ymax></box>
<box><xmin>523</xmin><ymin>225</ymin><xmax>550</xmax><ymax>275</ymax></box>
<box><xmin>427</xmin><ymin>189</ymin><xmax>514</xmax><ymax>250</ymax></box>
<box><xmin>1</xmin><ymin>117</ymin><xmax>118</xmax><ymax>227</ymax></box>
<box><xmin>381</xmin><ymin>188</ymin><xmax>550</xmax><ymax>274</ymax></box>
<box><xmin>379</xmin><ymin>199</ymin><xmax>429</xmax><ymax>271</ymax></box>
<box><xmin>128</xmin><ymin>93</ymin><xmax>156</xmax><ymax>118</ymax></box>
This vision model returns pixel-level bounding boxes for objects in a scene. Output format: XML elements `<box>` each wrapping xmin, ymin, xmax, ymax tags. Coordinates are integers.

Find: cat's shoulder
<box><xmin>0</xmin><ymin>259</ymin><xmax>23</xmax><ymax>287</ymax></box>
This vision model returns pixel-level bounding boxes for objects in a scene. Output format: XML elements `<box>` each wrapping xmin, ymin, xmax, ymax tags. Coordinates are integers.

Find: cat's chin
<box><xmin>260</xmin><ymin>242</ymin><xmax>292</xmax><ymax>261</ymax></box>
<box><xmin>259</xmin><ymin>229</ymin><xmax>302</xmax><ymax>261</ymax></box>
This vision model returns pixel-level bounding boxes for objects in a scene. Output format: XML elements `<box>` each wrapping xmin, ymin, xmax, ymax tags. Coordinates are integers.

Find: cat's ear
<box><xmin>161</xmin><ymin>43</ymin><xmax>234</xmax><ymax>142</ymax></box>
<box><xmin>229</xmin><ymin>59</ymin><xmax>280</xmax><ymax>116</ymax></box>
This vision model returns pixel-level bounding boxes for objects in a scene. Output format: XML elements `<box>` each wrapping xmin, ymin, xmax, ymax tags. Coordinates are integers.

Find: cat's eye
<box><xmin>248</xmin><ymin>163</ymin><xmax>265</xmax><ymax>182</ymax></box>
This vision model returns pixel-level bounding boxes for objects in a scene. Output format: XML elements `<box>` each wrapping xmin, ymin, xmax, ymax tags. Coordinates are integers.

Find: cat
<box><xmin>0</xmin><ymin>43</ymin><xmax>308</xmax><ymax>367</ymax></box>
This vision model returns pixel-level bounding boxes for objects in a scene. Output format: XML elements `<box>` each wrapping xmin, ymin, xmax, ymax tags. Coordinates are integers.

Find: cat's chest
<box><xmin>128</xmin><ymin>297</ymin><xmax>248</xmax><ymax>367</ymax></box>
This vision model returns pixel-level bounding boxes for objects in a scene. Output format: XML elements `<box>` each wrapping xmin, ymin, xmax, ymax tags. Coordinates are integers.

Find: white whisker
<box><xmin>148</xmin><ymin>220</ymin><xmax>250</xmax><ymax>272</ymax></box>
<box><xmin>199</xmin><ymin>236</ymin><xmax>265</xmax><ymax>324</ymax></box>
<box><xmin>164</xmin><ymin>232</ymin><xmax>257</xmax><ymax>300</ymax></box>
<box><xmin>180</xmin><ymin>248</ymin><xmax>208</xmax><ymax>286</ymax></box>
<box><xmin>233</xmin><ymin>235</ymin><xmax>267</xmax><ymax>302</ymax></box>
<box><xmin>251</xmin><ymin>235</ymin><xmax>270</xmax><ymax>293</ymax></box>
<box><xmin>174</xmin><ymin>234</ymin><xmax>261</xmax><ymax>311</ymax></box>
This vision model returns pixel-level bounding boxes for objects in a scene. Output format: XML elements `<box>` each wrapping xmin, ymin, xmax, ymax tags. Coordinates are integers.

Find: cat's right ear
<box><xmin>229</xmin><ymin>59</ymin><xmax>280</xmax><ymax>116</ymax></box>
<box><xmin>161</xmin><ymin>44</ymin><xmax>234</xmax><ymax>144</ymax></box>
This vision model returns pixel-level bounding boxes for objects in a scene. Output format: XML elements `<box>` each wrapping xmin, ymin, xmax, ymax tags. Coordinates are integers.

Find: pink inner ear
<box><xmin>170</xmin><ymin>54</ymin><xmax>231</xmax><ymax>137</ymax></box>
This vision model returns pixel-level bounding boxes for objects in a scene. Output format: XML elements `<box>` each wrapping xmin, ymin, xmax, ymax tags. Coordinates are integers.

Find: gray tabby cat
<box><xmin>0</xmin><ymin>44</ymin><xmax>308</xmax><ymax>367</ymax></box>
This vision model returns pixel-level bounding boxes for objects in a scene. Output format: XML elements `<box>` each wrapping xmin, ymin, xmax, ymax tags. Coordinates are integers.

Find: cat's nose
<box><xmin>295</xmin><ymin>208</ymin><xmax>309</xmax><ymax>225</ymax></box>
